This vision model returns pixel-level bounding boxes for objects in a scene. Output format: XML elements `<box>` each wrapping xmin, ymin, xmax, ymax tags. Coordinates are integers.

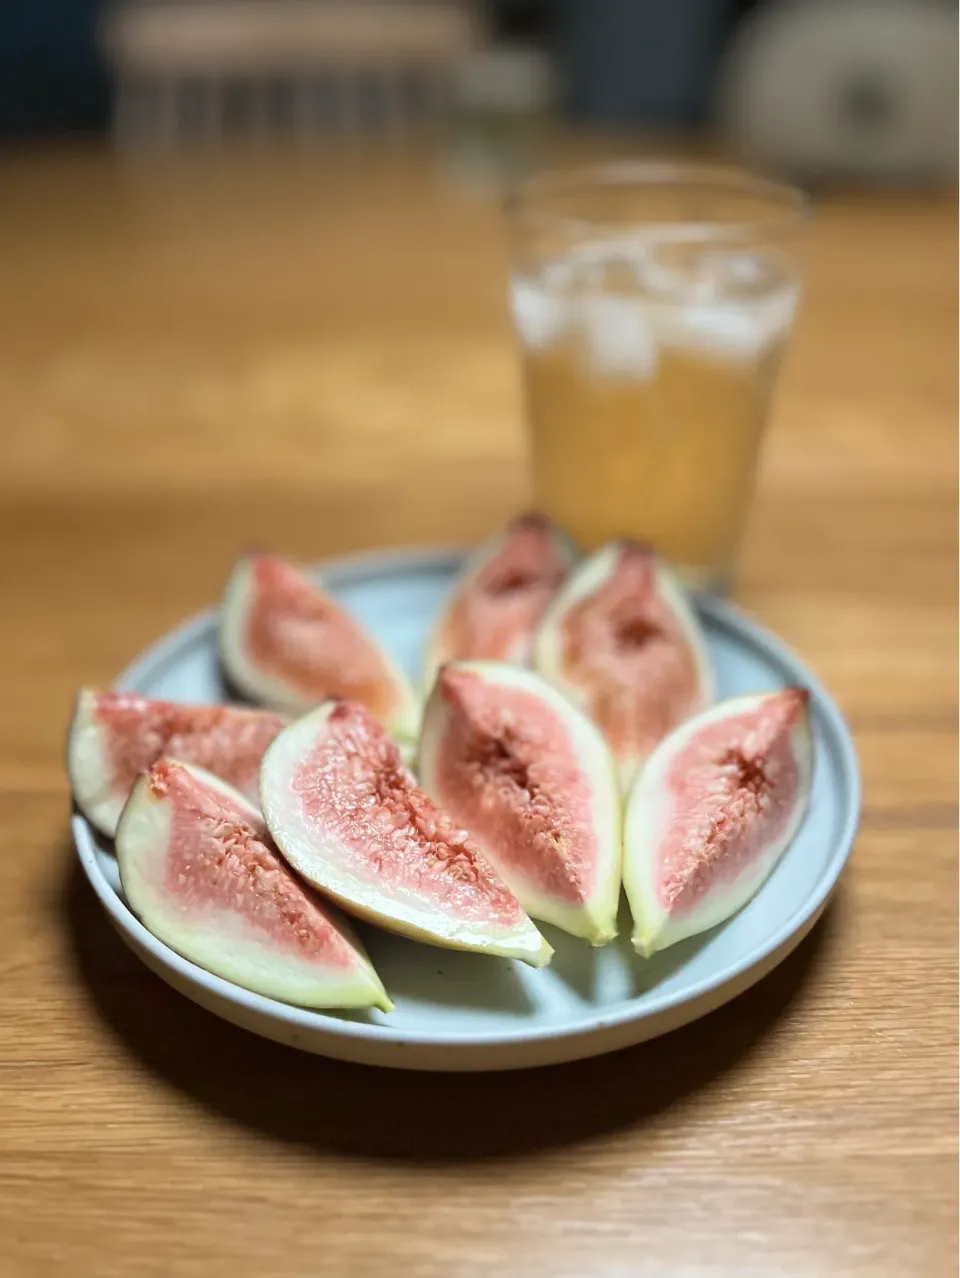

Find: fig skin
<box><xmin>66</xmin><ymin>688</ymin><xmax>287</xmax><ymax>837</ymax></box>
<box><xmin>219</xmin><ymin>552</ymin><xmax>420</xmax><ymax>741</ymax></box>
<box><xmin>623</xmin><ymin>689</ymin><xmax>813</xmax><ymax>957</ymax></box>
<box><xmin>423</xmin><ymin>513</ymin><xmax>577</xmax><ymax>695</ymax></box>
<box><xmin>115</xmin><ymin>758</ymin><xmax>393</xmax><ymax>1012</ymax></box>
<box><xmin>418</xmin><ymin>660</ymin><xmax>622</xmax><ymax>945</ymax></box>
<box><xmin>535</xmin><ymin>540</ymin><xmax>714</xmax><ymax>792</ymax></box>
<box><xmin>260</xmin><ymin>699</ymin><xmax>553</xmax><ymax>967</ymax></box>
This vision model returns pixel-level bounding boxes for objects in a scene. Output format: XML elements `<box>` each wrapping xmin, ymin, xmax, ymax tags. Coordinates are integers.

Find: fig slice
<box><xmin>66</xmin><ymin>689</ymin><xmax>288</xmax><ymax>837</ymax></box>
<box><xmin>423</xmin><ymin>513</ymin><xmax>576</xmax><ymax>692</ymax></box>
<box><xmin>624</xmin><ymin>688</ymin><xmax>814</xmax><ymax>957</ymax></box>
<box><xmin>219</xmin><ymin>552</ymin><xmax>420</xmax><ymax>740</ymax></box>
<box><xmin>260</xmin><ymin>699</ymin><xmax>553</xmax><ymax>967</ymax></box>
<box><xmin>418</xmin><ymin>661</ymin><xmax>622</xmax><ymax>945</ymax></box>
<box><xmin>535</xmin><ymin>540</ymin><xmax>714</xmax><ymax>791</ymax></box>
<box><xmin>115</xmin><ymin>758</ymin><xmax>392</xmax><ymax>1011</ymax></box>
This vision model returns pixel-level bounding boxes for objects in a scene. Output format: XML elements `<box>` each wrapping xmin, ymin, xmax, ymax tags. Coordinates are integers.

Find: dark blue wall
<box><xmin>0</xmin><ymin>1</ymin><xmax>109</xmax><ymax>138</ymax></box>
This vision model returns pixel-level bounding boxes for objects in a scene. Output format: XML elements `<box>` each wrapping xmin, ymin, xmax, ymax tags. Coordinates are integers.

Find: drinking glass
<box><xmin>506</xmin><ymin>162</ymin><xmax>808</xmax><ymax>589</ymax></box>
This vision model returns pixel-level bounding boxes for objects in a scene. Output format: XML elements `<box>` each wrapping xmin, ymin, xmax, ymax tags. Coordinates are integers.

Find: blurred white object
<box><xmin>716</xmin><ymin>0</ymin><xmax>957</xmax><ymax>182</ymax></box>
<box><xmin>447</xmin><ymin>43</ymin><xmax>555</xmax><ymax>187</ymax></box>
<box><xmin>101</xmin><ymin>0</ymin><xmax>484</xmax><ymax>147</ymax></box>
<box><xmin>453</xmin><ymin>44</ymin><xmax>554</xmax><ymax>117</ymax></box>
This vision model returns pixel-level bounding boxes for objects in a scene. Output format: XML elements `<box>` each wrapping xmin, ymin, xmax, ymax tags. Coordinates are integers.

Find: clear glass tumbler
<box><xmin>506</xmin><ymin>162</ymin><xmax>807</xmax><ymax>589</ymax></box>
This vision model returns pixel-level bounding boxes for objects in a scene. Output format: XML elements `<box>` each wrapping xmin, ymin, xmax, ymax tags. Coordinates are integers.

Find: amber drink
<box><xmin>507</xmin><ymin>165</ymin><xmax>806</xmax><ymax>588</ymax></box>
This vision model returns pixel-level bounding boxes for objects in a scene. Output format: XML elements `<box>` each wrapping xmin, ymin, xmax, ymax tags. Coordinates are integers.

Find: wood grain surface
<box><xmin>0</xmin><ymin>147</ymin><xmax>956</xmax><ymax>1278</ymax></box>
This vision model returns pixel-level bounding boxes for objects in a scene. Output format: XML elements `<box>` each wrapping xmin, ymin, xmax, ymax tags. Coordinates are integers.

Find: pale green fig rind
<box><xmin>66</xmin><ymin>688</ymin><xmax>123</xmax><ymax>837</ymax></box>
<box><xmin>260</xmin><ymin>703</ymin><xmax>553</xmax><ymax>968</ymax></box>
<box><xmin>623</xmin><ymin>691</ymin><xmax>814</xmax><ymax>958</ymax></box>
<box><xmin>650</xmin><ymin>554</ymin><xmax>715</xmax><ymax>711</ymax></box>
<box><xmin>219</xmin><ymin>555</ymin><xmax>421</xmax><ymax>742</ymax></box>
<box><xmin>417</xmin><ymin>660</ymin><xmax>622</xmax><ymax>945</ymax></box>
<box><xmin>533</xmin><ymin>541</ymin><xmax>715</xmax><ymax>792</ymax></box>
<box><xmin>422</xmin><ymin>517</ymin><xmax>579</xmax><ymax>696</ymax></box>
<box><xmin>116</xmin><ymin>759</ymin><xmax>393</xmax><ymax>1012</ymax></box>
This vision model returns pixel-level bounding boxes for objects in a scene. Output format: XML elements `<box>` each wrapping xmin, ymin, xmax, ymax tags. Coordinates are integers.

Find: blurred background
<box><xmin>0</xmin><ymin>0</ymin><xmax>955</xmax><ymax>679</ymax></box>
<box><xmin>0</xmin><ymin>12</ymin><xmax>956</xmax><ymax>1270</ymax></box>
<box><xmin>1</xmin><ymin>0</ymin><xmax>956</xmax><ymax>180</ymax></box>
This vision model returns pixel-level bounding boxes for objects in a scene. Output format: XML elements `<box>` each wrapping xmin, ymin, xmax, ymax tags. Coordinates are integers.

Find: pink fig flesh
<box><xmin>624</xmin><ymin>688</ymin><xmax>813</xmax><ymax>956</ymax></box>
<box><xmin>66</xmin><ymin>689</ymin><xmax>287</xmax><ymax>837</ymax></box>
<box><xmin>424</xmin><ymin>514</ymin><xmax>575</xmax><ymax>691</ymax></box>
<box><xmin>219</xmin><ymin>553</ymin><xmax>419</xmax><ymax>738</ymax></box>
<box><xmin>536</xmin><ymin>541</ymin><xmax>713</xmax><ymax>790</ymax></box>
<box><xmin>260</xmin><ymin>699</ymin><xmax>552</xmax><ymax>966</ymax></box>
<box><xmin>115</xmin><ymin>758</ymin><xmax>392</xmax><ymax>1010</ymax></box>
<box><xmin>418</xmin><ymin>662</ymin><xmax>622</xmax><ymax>944</ymax></box>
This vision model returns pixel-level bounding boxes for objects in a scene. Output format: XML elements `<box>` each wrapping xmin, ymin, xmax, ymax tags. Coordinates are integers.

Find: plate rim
<box><xmin>72</xmin><ymin>545</ymin><xmax>861</xmax><ymax>1054</ymax></box>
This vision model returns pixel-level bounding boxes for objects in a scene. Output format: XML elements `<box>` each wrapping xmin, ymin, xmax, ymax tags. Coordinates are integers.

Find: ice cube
<box><xmin>578</xmin><ymin>293</ymin><xmax>659</xmax><ymax>379</ymax></box>
<box><xmin>653</xmin><ymin>285</ymin><xmax>799</xmax><ymax>363</ymax></box>
<box><xmin>510</xmin><ymin>277</ymin><xmax>571</xmax><ymax>351</ymax></box>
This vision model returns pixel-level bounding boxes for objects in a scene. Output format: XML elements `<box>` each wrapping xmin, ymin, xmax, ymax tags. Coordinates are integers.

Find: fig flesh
<box><xmin>115</xmin><ymin>758</ymin><xmax>392</xmax><ymax>1010</ymax></box>
<box><xmin>260</xmin><ymin>699</ymin><xmax>552</xmax><ymax>966</ymax></box>
<box><xmin>423</xmin><ymin>514</ymin><xmax>576</xmax><ymax>692</ymax></box>
<box><xmin>67</xmin><ymin>689</ymin><xmax>287</xmax><ymax>837</ymax></box>
<box><xmin>418</xmin><ymin>662</ymin><xmax>621</xmax><ymax>944</ymax></box>
<box><xmin>536</xmin><ymin>541</ymin><xmax>713</xmax><ymax>791</ymax></box>
<box><xmin>624</xmin><ymin>688</ymin><xmax>813</xmax><ymax>956</ymax></box>
<box><xmin>219</xmin><ymin>553</ymin><xmax>419</xmax><ymax>740</ymax></box>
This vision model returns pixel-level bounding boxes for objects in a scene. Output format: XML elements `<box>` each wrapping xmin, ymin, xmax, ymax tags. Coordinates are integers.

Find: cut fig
<box><xmin>418</xmin><ymin>661</ymin><xmax>621</xmax><ymax>944</ymax></box>
<box><xmin>535</xmin><ymin>541</ymin><xmax>713</xmax><ymax>790</ymax></box>
<box><xmin>260</xmin><ymin>699</ymin><xmax>552</xmax><ymax>966</ymax></box>
<box><xmin>624</xmin><ymin>688</ymin><xmax>813</xmax><ymax>956</ymax></box>
<box><xmin>115</xmin><ymin>758</ymin><xmax>392</xmax><ymax>1011</ymax></box>
<box><xmin>423</xmin><ymin>514</ymin><xmax>576</xmax><ymax>692</ymax></box>
<box><xmin>66</xmin><ymin>689</ymin><xmax>287</xmax><ymax>837</ymax></box>
<box><xmin>219</xmin><ymin>552</ymin><xmax>419</xmax><ymax>739</ymax></box>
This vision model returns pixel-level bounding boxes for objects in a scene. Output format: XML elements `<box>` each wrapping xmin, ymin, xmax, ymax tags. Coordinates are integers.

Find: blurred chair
<box><xmin>100</xmin><ymin>0</ymin><xmax>484</xmax><ymax>147</ymax></box>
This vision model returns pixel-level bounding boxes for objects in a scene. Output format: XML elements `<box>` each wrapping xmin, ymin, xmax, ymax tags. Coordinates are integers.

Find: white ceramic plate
<box><xmin>72</xmin><ymin>547</ymin><xmax>860</xmax><ymax>1072</ymax></box>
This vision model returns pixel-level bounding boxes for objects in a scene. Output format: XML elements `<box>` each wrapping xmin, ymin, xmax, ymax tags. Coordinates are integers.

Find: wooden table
<box><xmin>1</xmin><ymin>148</ymin><xmax>956</xmax><ymax>1278</ymax></box>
